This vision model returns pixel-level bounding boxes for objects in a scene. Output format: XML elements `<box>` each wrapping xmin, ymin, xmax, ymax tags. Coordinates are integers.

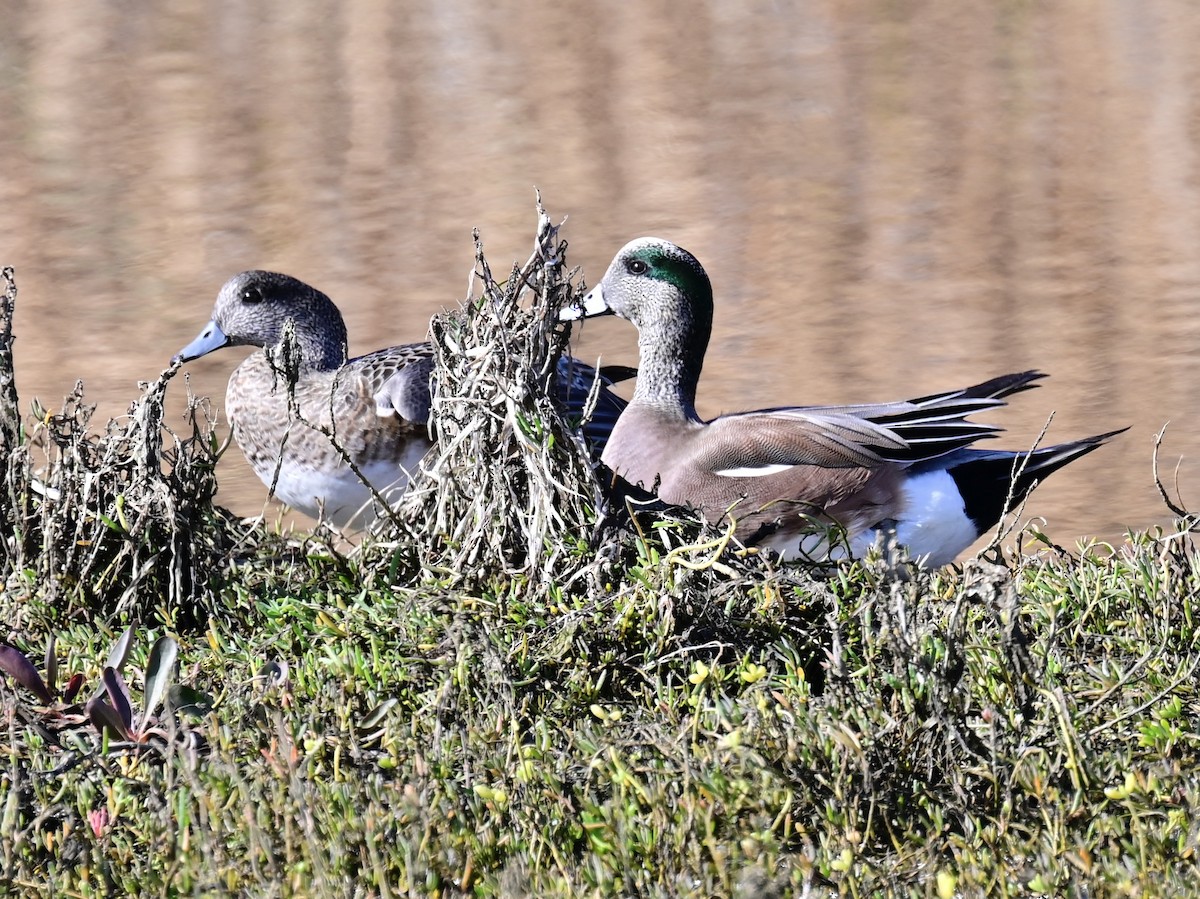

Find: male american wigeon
<box><xmin>562</xmin><ymin>237</ymin><xmax>1124</xmax><ymax>566</ymax></box>
<box><xmin>175</xmin><ymin>270</ymin><xmax>628</xmax><ymax>529</ymax></box>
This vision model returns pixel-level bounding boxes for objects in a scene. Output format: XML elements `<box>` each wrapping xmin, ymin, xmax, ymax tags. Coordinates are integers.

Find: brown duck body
<box><xmin>604</xmin><ymin>405</ymin><xmax>898</xmax><ymax>544</ymax></box>
<box><xmin>223</xmin><ymin>342</ymin><xmax>435</xmax><ymax>527</ymax></box>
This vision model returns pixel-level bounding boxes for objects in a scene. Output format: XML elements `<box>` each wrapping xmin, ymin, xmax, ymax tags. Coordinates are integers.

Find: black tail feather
<box><xmin>940</xmin><ymin>427</ymin><xmax>1128</xmax><ymax>532</ymax></box>
<box><xmin>906</xmin><ymin>370</ymin><xmax>1047</xmax><ymax>405</ymax></box>
<box><xmin>810</xmin><ymin>371</ymin><xmax>1051</xmax><ymax>463</ymax></box>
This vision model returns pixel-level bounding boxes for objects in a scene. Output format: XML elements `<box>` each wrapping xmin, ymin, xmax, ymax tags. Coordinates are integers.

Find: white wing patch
<box><xmin>714</xmin><ymin>463</ymin><xmax>794</xmax><ymax>478</ymax></box>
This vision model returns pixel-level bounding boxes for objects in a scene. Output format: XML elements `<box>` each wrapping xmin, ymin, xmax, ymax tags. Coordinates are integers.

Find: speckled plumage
<box><xmin>176</xmin><ymin>270</ymin><xmax>626</xmax><ymax>529</ymax></box>
<box><xmin>563</xmin><ymin>238</ymin><xmax>1123</xmax><ymax>566</ymax></box>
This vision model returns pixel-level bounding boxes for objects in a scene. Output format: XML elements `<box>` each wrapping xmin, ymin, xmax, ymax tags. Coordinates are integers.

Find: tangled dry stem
<box><xmin>382</xmin><ymin>202</ymin><xmax>614</xmax><ymax>594</ymax></box>
<box><xmin>0</xmin><ymin>268</ymin><xmax>250</xmax><ymax>624</ymax></box>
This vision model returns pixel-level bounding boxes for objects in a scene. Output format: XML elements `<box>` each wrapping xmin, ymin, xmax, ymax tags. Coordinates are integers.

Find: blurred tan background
<box><xmin>2</xmin><ymin>0</ymin><xmax>1198</xmax><ymax>547</ymax></box>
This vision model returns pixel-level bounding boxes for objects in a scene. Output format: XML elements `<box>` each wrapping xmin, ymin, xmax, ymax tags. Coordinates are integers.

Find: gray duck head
<box><xmin>174</xmin><ymin>270</ymin><xmax>350</xmax><ymax>372</ymax></box>
<box><xmin>566</xmin><ymin>238</ymin><xmax>714</xmax><ymax>414</ymax></box>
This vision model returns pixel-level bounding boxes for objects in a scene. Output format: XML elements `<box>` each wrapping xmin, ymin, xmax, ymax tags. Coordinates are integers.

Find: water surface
<box><xmin>2</xmin><ymin>1</ymin><xmax>1198</xmax><ymax>548</ymax></box>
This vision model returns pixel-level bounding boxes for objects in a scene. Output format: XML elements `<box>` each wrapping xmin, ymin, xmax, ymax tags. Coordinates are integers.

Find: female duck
<box><xmin>177</xmin><ymin>270</ymin><xmax>626</xmax><ymax>528</ymax></box>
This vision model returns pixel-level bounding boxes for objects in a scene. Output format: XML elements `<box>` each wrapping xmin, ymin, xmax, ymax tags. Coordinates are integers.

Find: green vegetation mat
<box><xmin>2</xmin><ymin>216</ymin><xmax>1198</xmax><ymax>897</ymax></box>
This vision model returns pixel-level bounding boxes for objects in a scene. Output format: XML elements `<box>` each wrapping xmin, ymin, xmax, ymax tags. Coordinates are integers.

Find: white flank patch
<box><xmin>863</xmin><ymin>469</ymin><xmax>978</xmax><ymax>567</ymax></box>
<box><xmin>264</xmin><ymin>441</ymin><xmax>429</xmax><ymax>529</ymax></box>
<box><xmin>714</xmin><ymin>463</ymin><xmax>795</xmax><ymax>478</ymax></box>
<box><xmin>759</xmin><ymin>469</ymin><xmax>978</xmax><ymax>567</ymax></box>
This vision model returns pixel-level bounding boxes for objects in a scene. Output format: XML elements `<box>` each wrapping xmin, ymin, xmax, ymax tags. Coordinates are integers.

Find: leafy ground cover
<box><xmin>2</xmin><ymin>217</ymin><xmax>1199</xmax><ymax>897</ymax></box>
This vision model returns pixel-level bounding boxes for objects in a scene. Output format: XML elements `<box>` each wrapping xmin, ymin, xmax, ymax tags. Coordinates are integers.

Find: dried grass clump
<box><xmin>0</xmin><ymin>268</ymin><xmax>252</xmax><ymax>625</ymax></box>
<box><xmin>381</xmin><ymin>204</ymin><xmax>617</xmax><ymax>593</ymax></box>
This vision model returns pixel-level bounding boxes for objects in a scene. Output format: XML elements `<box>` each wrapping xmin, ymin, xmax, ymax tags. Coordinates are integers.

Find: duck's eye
<box><xmin>628</xmin><ymin>259</ymin><xmax>649</xmax><ymax>275</ymax></box>
<box><xmin>241</xmin><ymin>286</ymin><xmax>264</xmax><ymax>304</ymax></box>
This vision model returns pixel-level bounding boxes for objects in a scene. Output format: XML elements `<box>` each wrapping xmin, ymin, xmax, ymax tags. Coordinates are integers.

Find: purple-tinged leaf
<box><xmin>102</xmin><ymin>667</ymin><xmax>134</xmax><ymax>735</ymax></box>
<box><xmin>0</xmin><ymin>644</ymin><xmax>53</xmax><ymax>704</ymax></box>
<box><xmin>86</xmin><ymin>697</ymin><xmax>131</xmax><ymax>741</ymax></box>
<box><xmin>105</xmin><ymin>626</ymin><xmax>135</xmax><ymax>674</ymax></box>
<box><xmin>91</xmin><ymin>625</ymin><xmax>137</xmax><ymax>704</ymax></box>
<box><xmin>63</xmin><ymin>673</ymin><xmax>84</xmax><ymax>703</ymax></box>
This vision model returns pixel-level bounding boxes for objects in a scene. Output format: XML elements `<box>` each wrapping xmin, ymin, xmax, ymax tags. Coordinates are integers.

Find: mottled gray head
<box><xmin>594</xmin><ymin>237</ymin><xmax>713</xmax><ymax>338</ymax></box>
<box><xmin>569</xmin><ymin>238</ymin><xmax>714</xmax><ymax>413</ymax></box>
<box><xmin>174</xmin><ymin>270</ymin><xmax>349</xmax><ymax>371</ymax></box>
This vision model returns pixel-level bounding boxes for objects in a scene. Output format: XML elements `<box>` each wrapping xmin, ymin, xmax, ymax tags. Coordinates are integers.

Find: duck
<box><xmin>561</xmin><ymin>237</ymin><xmax>1124</xmax><ymax>566</ymax></box>
<box><xmin>175</xmin><ymin>270</ymin><xmax>629</xmax><ymax>529</ymax></box>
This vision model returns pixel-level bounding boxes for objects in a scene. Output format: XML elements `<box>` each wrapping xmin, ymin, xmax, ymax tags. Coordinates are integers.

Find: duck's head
<box><xmin>563</xmin><ymin>237</ymin><xmax>715</xmax><ymax>413</ymax></box>
<box><xmin>563</xmin><ymin>237</ymin><xmax>713</xmax><ymax>341</ymax></box>
<box><xmin>174</xmin><ymin>270</ymin><xmax>349</xmax><ymax>371</ymax></box>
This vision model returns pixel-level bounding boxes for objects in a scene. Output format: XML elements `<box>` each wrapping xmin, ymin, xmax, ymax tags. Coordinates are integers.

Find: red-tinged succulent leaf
<box><xmin>86</xmin><ymin>696</ymin><xmax>131</xmax><ymax>741</ymax></box>
<box><xmin>0</xmin><ymin>644</ymin><xmax>53</xmax><ymax>703</ymax></box>
<box><xmin>63</xmin><ymin>673</ymin><xmax>84</xmax><ymax>703</ymax></box>
<box><xmin>102</xmin><ymin>666</ymin><xmax>134</xmax><ymax>734</ymax></box>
